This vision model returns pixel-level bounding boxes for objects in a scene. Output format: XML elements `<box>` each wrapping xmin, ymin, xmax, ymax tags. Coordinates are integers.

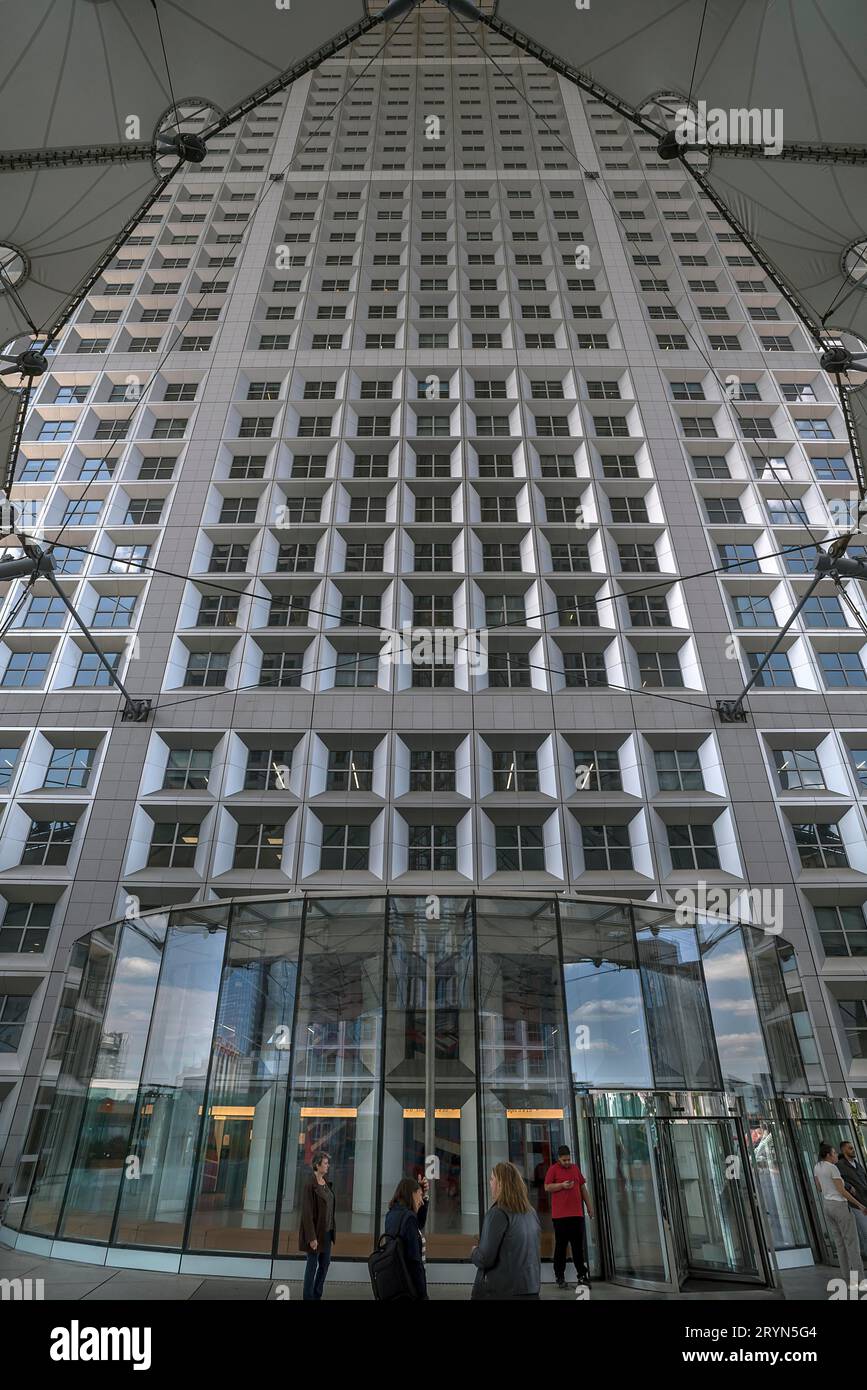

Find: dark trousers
<box><xmin>303</xmin><ymin>1233</ymin><xmax>333</xmax><ymax>1300</ymax></box>
<box><xmin>552</xmin><ymin>1216</ymin><xmax>586</xmax><ymax>1281</ymax></box>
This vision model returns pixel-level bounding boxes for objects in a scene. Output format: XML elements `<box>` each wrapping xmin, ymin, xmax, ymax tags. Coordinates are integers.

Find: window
<box><xmin>163</xmin><ymin>748</ymin><xmax>212</xmax><ymax>791</ymax></box>
<box><xmin>655</xmin><ymin>748</ymin><xmax>704</xmax><ymax>791</ymax></box>
<box><xmin>111</xmin><ymin>543</ymin><xmax>150</xmax><ymax>574</ymax></box>
<box><xmin>326</xmin><ymin>749</ymin><xmax>374</xmax><ymax>791</ymax></box>
<box><xmin>766</xmin><ymin>498</ymin><xmax>808</xmax><ymax>525</ymax></box>
<box><xmin>0</xmin><ymin>903</ymin><xmax>53</xmax><ymax>955</ymax></box>
<box><xmin>682</xmin><ymin>417</ymin><xmax>717</xmax><ymax>439</ymax></box>
<box><xmin>184</xmin><ymin>651</ymin><xmax>229</xmax><ymax>687</ymax></box>
<box><xmin>792</xmin><ymin>822</ymin><xmax>847</xmax><ymax>869</ymax></box>
<box><xmin>718</xmin><ymin>544</ymin><xmax>759</xmax><ymax>574</ymax></box>
<box><xmin>492</xmin><ymin>750</ymin><xmax>538</xmax><ymax>791</ymax></box>
<box><xmin>600</xmin><ymin>455</ymin><xmax>639</xmax><ymax>478</ymax></box>
<box><xmin>147</xmin><ymin>822</ymin><xmax>199</xmax><ymax>868</ymax></box>
<box><xmin>803</xmin><ymin>596</ymin><xmax>846</xmax><ymax>629</ymax></box>
<box><xmin>563</xmin><ymin>651</ymin><xmax>607</xmax><ymax>688</ymax></box>
<box><xmin>691</xmin><ymin>456</ymin><xmax>730</xmax><ymax>480</ymax></box>
<box><xmin>488</xmin><ymin>652</ymin><xmax>531</xmax><ymax>688</ymax></box>
<box><xmin>44</xmin><ymin>747</ymin><xmax>94</xmax><ymax>790</ymax></box>
<box><xmin>815</xmin><ymin>906</ymin><xmax>867</xmax><ymax>959</ymax></box>
<box><xmin>233</xmin><ymin>823</ymin><xmax>285</xmax><ymax>870</ymax></box>
<box><xmin>259</xmin><ymin>652</ymin><xmax>303</xmax><ymax>688</ymax></box>
<box><xmin>345</xmin><ymin>543</ymin><xmax>384</xmax><ymax>573</ymax></box>
<box><xmin>609</xmin><ymin>497</ymin><xmax>648</xmax><ymax>524</ymax></box>
<box><xmin>138</xmin><ymin>457</ymin><xmax>175</xmax><ymax>480</ymax></box>
<box><xmin>627</xmin><ymin>595</ymin><xmax>670</xmax><ymax>627</ymax></box>
<box><xmin>320</xmin><ymin>823</ymin><xmax>370</xmax><ymax>870</ymax></box>
<box><xmin>573</xmin><ymin>749</ymin><xmax>621</xmax><ymax>791</ymax></box>
<box><xmin>638</xmin><ymin>650</ymin><xmax>683</xmax><ymax>687</ymax></box>
<box><xmin>124</xmin><ymin>499</ymin><xmax>163</xmax><ymax>525</ymax></box>
<box><xmin>334</xmin><ymin>651</ymin><xmax>378</xmax><ymax>688</ymax></box>
<box><xmin>482</xmin><ymin>543</ymin><xmax>522</xmax><ymax>573</ymax></box>
<box><xmin>0</xmin><ymin>746</ymin><xmax>21</xmax><ymax>789</ymax></box>
<box><xmin>22</xmin><ymin>597</ymin><xmax>66</xmax><ymax>629</ymax></box>
<box><xmin>0</xmin><ymin>995</ymin><xmax>30</xmax><ymax>1052</ymax></box>
<box><xmin>409</xmin><ymin>750</ymin><xmax>455</xmax><ymax>792</ymax></box>
<box><xmin>218</xmin><ymin>497</ymin><xmax>259</xmax><ymax>525</ymax></box>
<box><xmin>667</xmin><ymin>823</ymin><xmax>720</xmax><ymax>870</ymax></box>
<box><xmin>838</xmin><ymin>1000</ymin><xmax>867</xmax><ymax>1059</ymax></box>
<box><xmin>73</xmin><ymin>650</ymin><xmax>121</xmax><ymax>687</ymax></box>
<box><xmin>92</xmin><ymin>595</ymin><xmax>137</xmax><ymax>628</ymax></box>
<box><xmin>747</xmin><ymin>650</ymin><xmax>795</xmax><ymax>687</ymax></box>
<box><xmin>821</xmin><ymin>652</ymin><xmax>867</xmax><ymax>688</ymax></box>
<box><xmin>407</xmin><ymin>824</ymin><xmax>457</xmax><ymax>871</ymax></box>
<box><xmin>243</xmin><ymin>748</ymin><xmax>293</xmax><ymax>791</ymax></box>
<box><xmin>618</xmin><ymin>544</ymin><xmax>658</xmax><ymax>573</ymax></box>
<box><xmin>276</xmin><ymin>544</ymin><xmax>316</xmax><ymax>573</ymax></box>
<box><xmin>670</xmin><ymin>381</ymin><xmax>705</xmax><ymax>401</ymax></box>
<box><xmin>582</xmin><ymin>823</ymin><xmax>632</xmax><ymax>871</ymax></box>
<box><xmin>557</xmin><ymin>594</ymin><xmax>598</xmax><ymax>628</ymax></box>
<box><xmin>774</xmin><ymin>748</ymin><xmax>823</xmax><ymax>791</ymax></box>
<box><xmin>229</xmin><ymin>455</ymin><xmax>267</xmax><ymax>480</ymax></box>
<box><xmin>2</xmin><ymin>652</ymin><xmax>50</xmax><ymax>688</ymax></box>
<box><xmin>495</xmin><ymin>825</ymin><xmax>545</xmax><ymax>872</ymax></box>
<box><xmin>60</xmin><ymin>498</ymin><xmax>102</xmax><ymax>526</ymax></box>
<box><xmin>811</xmin><ymin>457</ymin><xmax>851</xmax><ymax>481</ymax></box>
<box><xmin>21</xmin><ymin>819</ymin><xmax>76</xmax><ymax>866</ymax></box>
<box><xmin>848</xmin><ymin>747</ymin><xmax>867</xmax><ymax>791</ymax></box>
<box><xmin>731</xmin><ymin>594</ymin><xmax>776</xmax><ymax>628</ymax></box>
<box><xmin>796</xmin><ymin>418</ymin><xmax>834</xmax><ymax>440</ymax></box>
<box><xmin>209</xmin><ymin>544</ymin><xmax>248</xmax><ymax>573</ymax></box>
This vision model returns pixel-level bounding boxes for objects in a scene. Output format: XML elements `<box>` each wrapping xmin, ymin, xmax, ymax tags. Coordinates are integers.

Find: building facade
<box><xmin>3</xmin><ymin>891</ymin><xmax>866</xmax><ymax>1289</ymax></box>
<box><xmin>1</xmin><ymin>0</ymin><xmax>866</xmax><ymax>1276</ymax></box>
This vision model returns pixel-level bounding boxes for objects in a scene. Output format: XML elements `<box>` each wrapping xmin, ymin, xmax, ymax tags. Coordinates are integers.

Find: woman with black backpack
<box><xmin>471</xmin><ymin>1162</ymin><xmax>541</xmax><ymax>1300</ymax></box>
<box><xmin>380</xmin><ymin>1176</ymin><xmax>429</xmax><ymax>1299</ymax></box>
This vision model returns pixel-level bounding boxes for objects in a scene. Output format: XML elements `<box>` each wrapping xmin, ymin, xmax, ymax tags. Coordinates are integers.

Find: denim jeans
<box><xmin>303</xmin><ymin>1234</ymin><xmax>333</xmax><ymax>1300</ymax></box>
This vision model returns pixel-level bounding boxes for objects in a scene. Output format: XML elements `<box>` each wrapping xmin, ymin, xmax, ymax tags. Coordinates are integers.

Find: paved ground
<box><xmin>0</xmin><ymin>1241</ymin><xmax>836</xmax><ymax>1301</ymax></box>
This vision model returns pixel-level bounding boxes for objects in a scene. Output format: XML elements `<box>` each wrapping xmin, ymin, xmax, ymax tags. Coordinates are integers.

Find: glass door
<box><xmin>506</xmin><ymin>1111</ymin><xmax>569</xmax><ymax>1259</ymax></box>
<box><xmin>660</xmin><ymin>1118</ymin><xmax>766</xmax><ymax>1283</ymax></box>
<box><xmin>594</xmin><ymin>1116</ymin><xmax>672</xmax><ymax>1286</ymax></box>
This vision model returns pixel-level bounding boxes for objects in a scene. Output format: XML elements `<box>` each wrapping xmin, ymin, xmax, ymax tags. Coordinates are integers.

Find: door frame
<box><xmin>583</xmin><ymin>1090</ymin><xmax>778</xmax><ymax>1292</ymax></box>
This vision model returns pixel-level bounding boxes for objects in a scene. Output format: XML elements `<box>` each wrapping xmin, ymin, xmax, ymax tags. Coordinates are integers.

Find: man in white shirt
<box><xmin>813</xmin><ymin>1141</ymin><xmax>866</xmax><ymax>1282</ymax></box>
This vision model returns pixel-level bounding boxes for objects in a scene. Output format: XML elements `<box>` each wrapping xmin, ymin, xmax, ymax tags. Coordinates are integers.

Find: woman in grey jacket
<box><xmin>471</xmin><ymin>1161</ymin><xmax>541</xmax><ymax>1300</ymax></box>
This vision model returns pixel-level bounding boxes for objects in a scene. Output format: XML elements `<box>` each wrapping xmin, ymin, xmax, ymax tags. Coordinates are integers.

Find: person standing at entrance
<box><xmin>545</xmin><ymin>1144</ymin><xmax>593</xmax><ymax>1289</ymax></box>
<box><xmin>471</xmin><ymin>1162</ymin><xmax>541</xmax><ymax>1300</ymax></box>
<box><xmin>299</xmin><ymin>1151</ymin><xmax>336</xmax><ymax>1300</ymax></box>
<box><xmin>837</xmin><ymin>1138</ymin><xmax>867</xmax><ymax>1259</ymax></box>
<box><xmin>813</xmin><ymin>1141</ymin><xmax>865</xmax><ymax>1283</ymax></box>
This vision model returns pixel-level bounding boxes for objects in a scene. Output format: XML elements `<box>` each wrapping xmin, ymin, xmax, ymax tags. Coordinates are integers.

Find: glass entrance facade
<box><xmin>4</xmin><ymin>893</ymin><xmax>866</xmax><ymax>1287</ymax></box>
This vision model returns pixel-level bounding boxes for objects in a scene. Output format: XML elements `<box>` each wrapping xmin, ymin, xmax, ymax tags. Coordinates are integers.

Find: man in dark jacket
<box><xmin>299</xmin><ymin>1151</ymin><xmax>336</xmax><ymax>1300</ymax></box>
<box><xmin>838</xmin><ymin>1138</ymin><xmax>867</xmax><ymax>1257</ymax></box>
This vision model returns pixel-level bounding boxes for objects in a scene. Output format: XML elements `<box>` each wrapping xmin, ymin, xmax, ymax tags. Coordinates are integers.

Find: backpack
<box><xmin>368</xmin><ymin>1210</ymin><xmax>418</xmax><ymax>1301</ymax></box>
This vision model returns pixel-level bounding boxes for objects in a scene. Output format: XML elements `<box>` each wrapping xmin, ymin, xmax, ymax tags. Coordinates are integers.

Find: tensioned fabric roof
<box><xmin>494</xmin><ymin>0</ymin><xmax>867</xmax><ymax>344</ymax></box>
<box><xmin>1</xmin><ymin>0</ymin><xmax>866</xmax><ymax>498</ymax></box>
<box><xmin>0</xmin><ymin>0</ymin><xmax>382</xmax><ymax>494</ymax></box>
<box><xmin>486</xmin><ymin>0</ymin><xmax>867</xmax><ymax>487</ymax></box>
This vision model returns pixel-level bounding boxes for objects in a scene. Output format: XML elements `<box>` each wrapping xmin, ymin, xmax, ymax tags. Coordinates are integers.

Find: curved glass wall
<box><xmin>3</xmin><ymin>893</ymin><xmax>857</xmax><ymax>1279</ymax></box>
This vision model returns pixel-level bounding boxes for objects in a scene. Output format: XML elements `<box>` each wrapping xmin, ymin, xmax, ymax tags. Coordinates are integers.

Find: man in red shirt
<box><xmin>544</xmin><ymin>1144</ymin><xmax>593</xmax><ymax>1288</ymax></box>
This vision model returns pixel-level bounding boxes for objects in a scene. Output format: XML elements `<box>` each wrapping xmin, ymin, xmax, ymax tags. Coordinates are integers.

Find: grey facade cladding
<box><xmin>1</xmin><ymin>3</ymin><xmax>866</xmax><ymax>1192</ymax></box>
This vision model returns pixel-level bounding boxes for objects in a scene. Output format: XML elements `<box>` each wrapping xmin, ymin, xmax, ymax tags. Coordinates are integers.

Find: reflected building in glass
<box><xmin>3</xmin><ymin>893</ymin><xmax>864</xmax><ymax>1291</ymax></box>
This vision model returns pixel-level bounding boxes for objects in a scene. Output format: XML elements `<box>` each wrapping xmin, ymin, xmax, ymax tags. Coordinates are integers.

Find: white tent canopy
<box><xmin>2</xmin><ymin>0</ymin><xmax>865</xmax><ymax>493</ymax></box>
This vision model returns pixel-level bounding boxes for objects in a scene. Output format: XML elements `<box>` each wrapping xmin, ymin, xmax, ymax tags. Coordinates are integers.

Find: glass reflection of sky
<box><xmin>699</xmin><ymin>921</ymin><xmax>772</xmax><ymax>1101</ymax></box>
<box><xmin>565</xmin><ymin>959</ymin><xmax>652</xmax><ymax>1089</ymax></box>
